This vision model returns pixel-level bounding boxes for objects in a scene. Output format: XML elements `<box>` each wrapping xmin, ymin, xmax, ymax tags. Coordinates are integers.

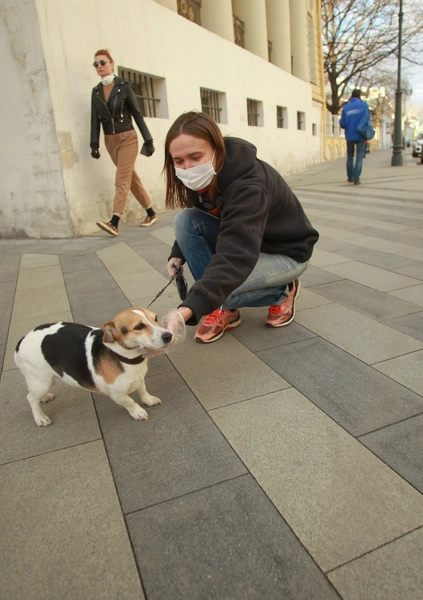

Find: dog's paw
<box><xmin>35</xmin><ymin>414</ymin><xmax>52</xmax><ymax>426</ymax></box>
<box><xmin>140</xmin><ymin>394</ymin><xmax>162</xmax><ymax>407</ymax></box>
<box><xmin>130</xmin><ymin>405</ymin><xmax>149</xmax><ymax>421</ymax></box>
<box><xmin>41</xmin><ymin>392</ymin><xmax>55</xmax><ymax>403</ymax></box>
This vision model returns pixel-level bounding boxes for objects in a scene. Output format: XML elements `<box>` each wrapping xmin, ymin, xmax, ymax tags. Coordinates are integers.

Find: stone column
<box><xmin>201</xmin><ymin>0</ymin><xmax>234</xmax><ymax>42</ymax></box>
<box><xmin>266</xmin><ymin>0</ymin><xmax>291</xmax><ymax>72</ymax></box>
<box><xmin>232</xmin><ymin>0</ymin><xmax>268</xmax><ymax>61</ymax></box>
<box><xmin>289</xmin><ymin>0</ymin><xmax>309</xmax><ymax>81</ymax></box>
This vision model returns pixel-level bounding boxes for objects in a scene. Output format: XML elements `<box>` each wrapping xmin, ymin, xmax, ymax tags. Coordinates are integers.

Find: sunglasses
<box><xmin>93</xmin><ymin>59</ymin><xmax>108</xmax><ymax>67</ymax></box>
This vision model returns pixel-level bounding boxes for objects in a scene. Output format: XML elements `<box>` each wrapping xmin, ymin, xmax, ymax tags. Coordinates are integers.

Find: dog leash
<box><xmin>147</xmin><ymin>265</ymin><xmax>187</xmax><ymax>308</ymax></box>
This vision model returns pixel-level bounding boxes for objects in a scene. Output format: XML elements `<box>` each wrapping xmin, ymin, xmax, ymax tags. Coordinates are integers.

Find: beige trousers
<box><xmin>105</xmin><ymin>129</ymin><xmax>151</xmax><ymax>215</ymax></box>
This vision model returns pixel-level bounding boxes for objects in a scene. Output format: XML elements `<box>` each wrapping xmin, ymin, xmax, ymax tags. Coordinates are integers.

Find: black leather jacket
<box><xmin>90</xmin><ymin>76</ymin><xmax>152</xmax><ymax>149</ymax></box>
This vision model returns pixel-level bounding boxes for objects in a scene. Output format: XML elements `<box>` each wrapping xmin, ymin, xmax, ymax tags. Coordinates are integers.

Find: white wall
<box><xmin>1</xmin><ymin>0</ymin><xmax>320</xmax><ymax>238</ymax></box>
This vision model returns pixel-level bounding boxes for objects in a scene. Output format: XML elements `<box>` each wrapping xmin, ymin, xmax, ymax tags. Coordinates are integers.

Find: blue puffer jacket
<box><xmin>339</xmin><ymin>97</ymin><xmax>370</xmax><ymax>142</ymax></box>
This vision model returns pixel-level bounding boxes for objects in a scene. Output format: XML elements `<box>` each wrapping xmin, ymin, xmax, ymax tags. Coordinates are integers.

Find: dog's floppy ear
<box><xmin>102</xmin><ymin>322</ymin><xmax>118</xmax><ymax>344</ymax></box>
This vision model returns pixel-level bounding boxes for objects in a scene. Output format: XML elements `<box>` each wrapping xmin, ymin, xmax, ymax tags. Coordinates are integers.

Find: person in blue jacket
<box><xmin>339</xmin><ymin>89</ymin><xmax>370</xmax><ymax>185</ymax></box>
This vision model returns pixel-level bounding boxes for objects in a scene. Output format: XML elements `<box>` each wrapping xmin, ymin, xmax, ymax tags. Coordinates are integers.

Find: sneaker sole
<box><xmin>96</xmin><ymin>222</ymin><xmax>118</xmax><ymax>236</ymax></box>
<box><xmin>140</xmin><ymin>216</ymin><xmax>157</xmax><ymax>227</ymax></box>
<box><xmin>265</xmin><ymin>280</ymin><xmax>301</xmax><ymax>328</ymax></box>
<box><xmin>195</xmin><ymin>316</ymin><xmax>241</xmax><ymax>344</ymax></box>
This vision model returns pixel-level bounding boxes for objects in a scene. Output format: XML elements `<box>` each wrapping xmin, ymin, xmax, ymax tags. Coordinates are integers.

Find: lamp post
<box><xmin>391</xmin><ymin>0</ymin><xmax>403</xmax><ymax>166</ymax></box>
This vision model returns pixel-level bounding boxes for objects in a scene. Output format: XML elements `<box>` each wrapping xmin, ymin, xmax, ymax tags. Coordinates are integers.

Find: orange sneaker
<box><xmin>194</xmin><ymin>309</ymin><xmax>241</xmax><ymax>343</ymax></box>
<box><xmin>265</xmin><ymin>279</ymin><xmax>301</xmax><ymax>327</ymax></box>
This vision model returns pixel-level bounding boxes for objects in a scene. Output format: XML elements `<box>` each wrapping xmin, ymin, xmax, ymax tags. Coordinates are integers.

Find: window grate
<box><xmin>177</xmin><ymin>0</ymin><xmax>201</xmax><ymax>25</ymax></box>
<box><xmin>233</xmin><ymin>15</ymin><xmax>245</xmax><ymax>48</ymax></box>
<box><xmin>201</xmin><ymin>88</ymin><xmax>221</xmax><ymax>123</ymax></box>
<box><xmin>119</xmin><ymin>68</ymin><xmax>159</xmax><ymax>118</ymax></box>
<box><xmin>277</xmin><ymin>106</ymin><xmax>287</xmax><ymax>129</ymax></box>
<box><xmin>247</xmin><ymin>99</ymin><xmax>259</xmax><ymax>127</ymax></box>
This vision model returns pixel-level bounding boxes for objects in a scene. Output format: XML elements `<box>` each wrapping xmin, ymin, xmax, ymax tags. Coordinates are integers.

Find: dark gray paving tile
<box><xmin>68</xmin><ymin>287</ymin><xmax>131</xmax><ymax>326</ymax></box>
<box><xmin>60</xmin><ymin>252</ymin><xmax>104</xmax><ymax>273</ymax></box>
<box><xmin>0</xmin><ymin>304</ymin><xmax>12</xmax><ymax>345</ymax></box>
<box><xmin>0</xmin><ymin>344</ymin><xmax>5</xmax><ymax>374</ymax></box>
<box><xmin>336</xmin><ymin>245</ymin><xmax>419</xmax><ymax>270</ymax></box>
<box><xmin>0</xmin><ymin>252</ymin><xmax>21</xmax><ymax>266</ymax></box>
<box><xmin>300</xmin><ymin>265</ymin><xmax>343</xmax><ymax>287</ymax></box>
<box><xmin>127</xmin><ymin>476</ymin><xmax>341</xmax><ymax>600</ymax></box>
<box><xmin>95</xmin><ymin>371</ymin><xmax>247</xmax><ymax>513</ymax></box>
<box><xmin>313</xmin><ymin>238</ymin><xmax>352</xmax><ymax>252</ymax></box>
<box><xmin>312</xmin><ymin>280</ymin><xmax>422</xmax><ymax>321</ymax></box>
<box><xmin>256</xmin><ymin>337</ymin><xmax>423</xmax><ymax>437</ymax></box>
<box><xmin>231</xmin><ymin>306</ymin><xmax>316</xmax><ymax>352</ymax></box>
<box><xmin>359</xmin><ymin>414</ymin><xmax>423</xmax><ymax>493</ymax></box>
<box><xmin>0</xmin><ymin>263</ymin><xmax>19</xmax><ymax>283</ymax></box>
<box><xmin>0</xmin><ymin>281</ymin><xmax>15</xmax><ymax>307</ymax></box>
<box><xmin>63</xmin><ymin>267</ymin><xmax>118</xmax><ymax>296</ymax></box>
<box><xmin>394</xmin><ymin>263</ymin><xmax>423</xmax><ymax>280</ymax></box>
<box><xmin>382</xmin><ymin>311</ymin><xmax>423</xmax><ymax>342</ymax></box>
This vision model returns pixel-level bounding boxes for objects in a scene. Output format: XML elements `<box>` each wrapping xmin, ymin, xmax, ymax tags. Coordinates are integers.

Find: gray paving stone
<box><xmin>0</xmin><ymin>252</ymin><xmax>21</xmax><ymax>266</ymax></box>
<box><xmin>168</xmin><ymin>331</ymin><xmax>290</xmax><ymax>410</ymax></box>
<box><xmin>127</xmin><ymin>476</ymin><xmax>341</xmax><ymax>600</ymax></box>
<box><xmin>257</xmin><ymin>337</ymin><xmax>423</xmax><ymax>436</ymax></box>
<box><xmin>95</xmin><ymin>371</ymin><xmax>247</xmax><ymax>513</ymax></box>
<box><xmin>336</xmin><ymin>244</ymin><xmax>420</xmax><ymax>270</ymax></box>
<box><xmin>0</xmin><ymin>304</ymin><xmax>12</xmax><ymax>343</ymax></box>
<box><xmin>322</xmin><ymin>260</ymin><xmax>420</xmax><ymax>292</ymax></box>
<box><xmin>394</xmin><ymin>262</ymin><xmax>423</xmax><ymax>280</ymax></box>
<box><xmin>382</xmin><ymin>311</ymin><xmax>423</xmax><ymax>342</ymax></box>
<box><xmin>0</xmin><ymin>441</ymin><xmax>144</xmax><ymax>600</ymax></box>
<box><xmin>389</xmin><ymin>283</ymin><xmax>423</xmax><ymax>307</ymax></box>
<box><xmin>68</xmin><ymin>287</ymin><xmax>131</xmax><ymax>326</ymax></box>
<box><xmin>312</xmin><ymin>280</ymin><xmax>422</xmax><ymax>321</ymax></box>
<box><xmin>0</xmin><ymin>370</ymin><xmax>101</xmax><ymax>465</ymax></box>
<box><xmin>60</xmin><ymin>252</ymin><xmax>104</xmax><ymax>273</ymax></box>
<box><xmin>328</xmin><ymin>528</ymin><xmax>423</xmax><ymax>600</ymax></box>
<box><xmin>12</xmin><ymin>283</ymin><xmax>71</xmax><ymax>321</ymax></box>
<box><xmin>300</xmin><ymin>265</ymin><xmax>343</xmax><ymax>287</ymax></box>
<box><xmin>17</xmin><ymin>264</ymin><xmax>64</xmax><ymax>290</ymax></box>
<box><xmin>359</xmin><ymin>414</ymin><xmax>423</xmax><ymax>493</ymax></box>
<box><xmin>63</xmin><ymin>266</ymin><xmax>118</xmax><ymax>295</ymax></box>
<box><xmin>210</xmin><ymin>388</ymin><xmax>423</xmax><ymax>572</ymax></box>
<box><xmin>373</xmin><ymin>350</ymin><xmax>423</xmax><ymax>396</ymax></box>
<box><xmin>0</xmin><ymin>263</ymin><xmax>19</xmax><ymax>283</ymax></box>
<box><xmin>0</xmin><ymin>281</ymin><xmax>15</xmax><ymax>307</ymax></box>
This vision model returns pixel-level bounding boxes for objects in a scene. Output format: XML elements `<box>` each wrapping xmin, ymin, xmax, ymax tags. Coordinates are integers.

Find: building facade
<box><xmin>1</xmin><ymin>0</ymin><xmax>326</xmax><ymax>238</ymax></box>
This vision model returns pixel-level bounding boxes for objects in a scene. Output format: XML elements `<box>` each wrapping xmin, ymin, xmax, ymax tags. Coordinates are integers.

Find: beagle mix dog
<box><xmin>14</xmin><ymin>307</ymin><xmax>172</xmax><ymax>426</ymax></box>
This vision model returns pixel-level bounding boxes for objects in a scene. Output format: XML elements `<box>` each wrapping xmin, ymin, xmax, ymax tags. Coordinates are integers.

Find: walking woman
<box><xmin>90</xmin><ymin>49</ymin><xmax>157</xmax><ymax>235</ymax></box>
<box><xmin>163</xmin><ymin>111</ymin><xmax>319</xmax><ymax>343</ymax></box>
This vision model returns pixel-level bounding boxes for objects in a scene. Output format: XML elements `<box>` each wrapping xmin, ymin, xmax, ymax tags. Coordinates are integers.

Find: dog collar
<box><xmin>109</xmin><ymin>349</ymin><xmax>145</xmax><ymax>365</ymax></box>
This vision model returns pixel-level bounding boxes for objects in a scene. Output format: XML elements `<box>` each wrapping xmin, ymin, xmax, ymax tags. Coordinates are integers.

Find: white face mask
<box><xmin>101</xmin><ymin>74</ymin><xmax>115</xmax><ymax>86</ymax></box>
<box><xmin>174</xmin><ymin>153</ymin><xmax>216</xmax><ymax>191</ymax></box>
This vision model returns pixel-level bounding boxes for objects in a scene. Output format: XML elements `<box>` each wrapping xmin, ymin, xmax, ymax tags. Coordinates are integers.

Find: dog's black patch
<box><xmin>91</xmin><ymin>332</ymin><xmax>125</xmax><ymax>373</ymax></box>
<box><xmin>41</xmin><ymin>323</ymin><xmax>96</xmax><ymax>389</ymax></box>
<box><xmin>15</xmin><ymin>337</ymin><xmax>24</xmax><ymax>353</ymax></box>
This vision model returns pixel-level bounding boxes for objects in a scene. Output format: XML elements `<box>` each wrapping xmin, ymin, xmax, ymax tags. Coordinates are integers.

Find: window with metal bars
<box><xmin>200</xmin><ymin>88</ymin><xmax>222</xmax><ymax>123</ymax></box>
<box><xmin>118</xmin><ymin>68</ymin><xmax>160</xmax><ymax>118</ymax></box>
<box><xmin>277</xmin><ymin>106</ymin><xmax>287</xmax><ymax>129</ymax></box>
<box><xmin>233</xmin><ymin>15</ymin><xmax>245</xmax><ymax>48</ymax></box>
<box><xmin>247</xmin><ymin>99</ymin><xmax>259</xmax><ymax>127</ymax></box>
<box><xmin>297</xmin><ymin>111</ymin><xmax>305</xmax><ymax>131</ymax></box>
<box><xmin>177</xmin><ymin>0</ymin><xmax>201</xmax><ymax>25</ymax></box>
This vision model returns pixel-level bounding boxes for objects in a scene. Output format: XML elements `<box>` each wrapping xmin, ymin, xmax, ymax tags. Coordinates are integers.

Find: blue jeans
<box><xmin>346</xmin><ymin>140</ymin><xmax>365</xmax><ymax>182</ymax></box>
<box><xmin>173</xmin><ymin>208</ymin><xmax>309</xmax><ymax>310</ymax></box>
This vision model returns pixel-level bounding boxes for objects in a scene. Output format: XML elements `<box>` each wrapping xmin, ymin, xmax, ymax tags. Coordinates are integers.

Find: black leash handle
<box><xmin>147</xmin><ymin>265</ymin><xmax>187</xmax><ymax>308</ymax></box>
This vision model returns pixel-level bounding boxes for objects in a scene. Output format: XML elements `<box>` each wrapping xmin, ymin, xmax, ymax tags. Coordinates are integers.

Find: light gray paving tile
<box><xmin>111</xmin><ymin>268</ymin><xmax>171</xmax><ymax>303</ymax></box>
<box><xmin>257</xmin><ymin>337</ymin><xmax>423</xmax><ymax>436</ymax></box>
<box><xmin>297</xmin><ymin>287</ymin><xmax>333</xmax><ymax>309</ymax></box>
<box><xmin>359</xmin><ymin>414</ymin><xmax>423</xmax><ymax>493</ymax></box>
<box><xmin>210</xmin><ymin>388</ymin><xmax>423</xmax><ymax>572</ymax></box>
<box><xmin>95</xmin><ymin>371</ymin><xmax>247</xmax><ymax>512</ymax></box>
<box><xmin>346</xmin><ymin>235</ymin><xmax>423</xmax><ymax>261</ymax></box>
<box><xmin>0</xmin><ymin>441</ymin><xmax>143</xmax><ymax>600</ymax></box>
<box><xmin>3</xmin><ymin>310</ymin><xmax>73</xmax><ymax>371</ymax></box>
<box><xmin>295</xmin><ymin>304</ymin><xmax>423</xmax><ymax>364</ymax></box>
<box><xmin>394</xmin><ymin>263</ymin><xmax>423</xmax><ymax>280</ymax></box>
<box><xmin>97</xmin><ymin>240</ymin><xmax>152</xmax><ymax>271</ymax></box>
<box><xmin>312</xmin><ymin>280</ymin><xmax>422</xmax><ymax>321</ymax></box>
<box><xmin>337</xmin><ymin>245</ymin><xmax>420</xmax><ymax>270</ymax></box>
<box><xmin>17</xmin><ymin>264</ymin><xmax>64</xmax><ymax>290</ymax></box>
<box><xmin>20</xmin><ymin>253</ymin><xmax>59</xmax><ymax>269</ymax></box>
<box><xmin>310</xmin><ymin>249</ymin><xmax>354</xmax><ymax>267</ymax></box>
<box><xmin>149</xmin><ymin>224</ymin><xmax>176</xmax><ymax>246</ymax></box>
<box><xmin>322</xmin><ymin>261</ymin><xmax>420</xmax><ymax>292</ymax></box>
<box><xmin>328</xmin><ymin>528</ymin><xmax>423</xmax><ymax>600</ymax></box>
<box><xmin>168</xmin><ymin>331</ymin><xmax>290</xmax><ymax>410</ymax></box>
<box><xmin>12</xmin><ymin>283</ymin><xmax>71</xmax><ymax>321</ymax></box>
<box><xmin>313</xmin><ymin>238</ymin><xmax>352</xmax><ymax>252</ymax></box>
<box><xmin>127</xmin><ymin>476</ymin><xmax>342</xmax><ymax>600</ymax></box>
<box><xmin>382</xmin><ymin>311</ymin><xmax>423</xmax><ymax>342</ymax></box>
<box><xmin>389</xmin><ymin>283</ymin><xmax>423</xmax><ymax>307</ymax></box>
<box><xmin>373</xmin><ymin>350</ymin><xmax>423</xmax><ymax>396</ymax></box>
<box><xmin>0</xmin><ymin>370</ymin><xmax>101</xmax><ymax>464</ymax></box>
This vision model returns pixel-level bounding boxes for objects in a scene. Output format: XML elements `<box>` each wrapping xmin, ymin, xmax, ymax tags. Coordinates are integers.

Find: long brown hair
<box><xmin>163</xmin><ymin>111</ymin><xmax>226</xmax><ymax>209</ymax></box>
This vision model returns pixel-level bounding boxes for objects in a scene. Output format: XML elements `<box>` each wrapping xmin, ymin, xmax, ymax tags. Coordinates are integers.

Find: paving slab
<box><xmin>389</xmin><ymin>283</ymin><xmax>423</xmax><ymax>307</ymax></box>
<box><xmin>373</xmin><ymin>350</ymin><xmax>423</xmax><ymax>396</ymax></box>
<box><xmin>336</xmin><ymin>244</ymin><xmax>420</xmax><ymax>270</ymax></box>
<box><xmin>322</xmin><ymin>260</ymin><xmax>420</xmax><ymax>292</ymax></box>
<box><xmin>256</xmin><ymin>337</ymin><xmax>423</xmax><ymax>436</ymax></box>
<box><xmin>95</xmin><ymin>370</ymin><xmax>247</xmax><ymax>512</ymax></box>
<box><xmin>210</xmin><ymin>388</ymin><xmax>423</xmax><ymax>572</ymax></box>
<box><xmin>127</xmin><ymin>476</ymin><xmax>342</xmax><ymax>600</ymax></box>
<box><xmin>0</xmin><ymin>441</ymin><xmax>144</xmax><ymax>600</ymax></box>
<box><xmin>328</xmin><ymin>528</ymin><xmax>423</xmax><ymax>600</ymax></box>
<box><xmin>295</xmin><ymin>303</ymin><xmax>423</xmax><ymax>364</ymax></box>
<box><xmin>67</xmin><ymin>287</ymin><xmax>131</xmax><ymax>326</ymax></box>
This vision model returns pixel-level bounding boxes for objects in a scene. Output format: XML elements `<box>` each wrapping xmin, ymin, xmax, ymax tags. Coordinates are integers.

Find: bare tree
<box><xmin>322</xmin><ymin>0</ymin><xmax>423</xmax><ymax>115</ymax></box>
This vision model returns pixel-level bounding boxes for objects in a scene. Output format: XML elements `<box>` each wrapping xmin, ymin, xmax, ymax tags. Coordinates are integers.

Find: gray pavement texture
<box><xmin>1</xmin><ymin>149</ymin><xmax>423</xmax><ymax>600</ymax></box>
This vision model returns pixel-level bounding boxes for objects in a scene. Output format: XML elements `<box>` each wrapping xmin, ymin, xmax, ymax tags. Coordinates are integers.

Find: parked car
<box><xmin>411</xmin><ymin>134</ymin><xmax>423</xmax><ymax>157</ymax></box>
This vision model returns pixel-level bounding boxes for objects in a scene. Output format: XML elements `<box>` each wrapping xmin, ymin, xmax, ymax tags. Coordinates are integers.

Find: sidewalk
<box><xmin>1</xmin><ymin>149</ymin><xmax>422</xmax><ymax>600</ymax></box>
